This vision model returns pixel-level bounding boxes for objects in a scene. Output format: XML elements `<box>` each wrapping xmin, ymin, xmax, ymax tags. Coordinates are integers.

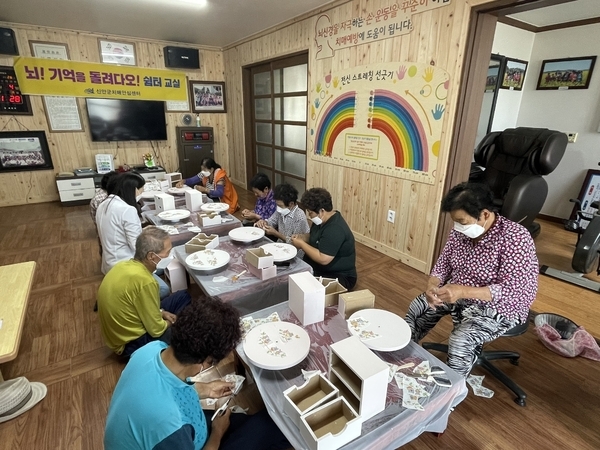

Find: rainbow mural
<box><xmin>369</xmin><ymin>89</ymin><xmax>428</xmax><ymax>172</ymax></box>
<box><xmin>314</xmin><ymin>91</ymin><xmax>356</xmax><ymax>157</ymax></box>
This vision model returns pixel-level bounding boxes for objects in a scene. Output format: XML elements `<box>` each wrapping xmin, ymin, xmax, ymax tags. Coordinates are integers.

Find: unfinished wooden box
<box><xmin>328</xmin><ymin>335</ymin><xmax>388</xmax><ymax>421</ymax></box>
<box><xmin>283</xmin><ymin>372</ymin><xmax>339</xmax><ymax>428</ymax></box>
<box><xmin>185</xmin><ymin>188</ymin><xmax>204</xmax><ymax>212</ymax></box>
<box><xmin>155</xmin><ymin>193</ymin><xmax>175</xmax><ymax>212</ymax></box>
<box><xmin>184</xmin><ymin>233</ymin><xmax>219</xmax><ymax>253</ymax></box>
<box><xmin>289</xmin><ymin>271</ymin><xmax>326</xmax><ymax>326</ymax></box>
<box><xmin>197</xmin><ymin>212</ymin><xmax>221</xmax><ymax>226</ymax></box>
<box><xmin>317</xmin><ymin>277</ymin><xmax>348</xmax><ymax>308</ymax></box>
<box><xmin>298</xmin><ymin>396</ymin><xmax>361</xmax><ymax>450</ymax></box>
<box><xmin>246</xmin><ymin>248</ymin><xmax>274</xmax><ymax>269</ymax></box>
<box><xmin>164</xmin><ymin>259</ymin><xmax>187</xmax><ymax>292</ymax></box>
<box><xmin>338</xmin><ymin>289</ymin><xmax>375</xmax><ymax>319</ymax></box>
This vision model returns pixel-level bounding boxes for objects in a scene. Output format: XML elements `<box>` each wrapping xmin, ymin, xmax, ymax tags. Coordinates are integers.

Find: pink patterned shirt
<box><xmin>431</xmin><ymin>215</ymin><xmax>538</xmax><ymax>323</ymax></box>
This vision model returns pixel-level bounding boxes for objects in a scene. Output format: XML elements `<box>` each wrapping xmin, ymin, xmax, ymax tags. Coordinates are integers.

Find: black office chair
<box><xmin>472</xmin><ymin>127</ymin><xmax>567</xmax><ymax>238</ymax></box>
<box><xmin>423</xmin><ymin>314</ymin><xmax>530</xmax><ymax>407</ymax></box>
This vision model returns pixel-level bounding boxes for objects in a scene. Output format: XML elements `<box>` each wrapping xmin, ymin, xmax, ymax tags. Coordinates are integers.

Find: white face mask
<box><xmin>200</xmin><ymin>170</ymin><xmax>211</xmax><ymax>178</ymax></box>
<box><xmin>153</xmin><ymin>249</ymin><xmax>174</xmax><ymax>271</ymax></box>
<box><xmin>311</xmin><ymin>214</ymin><xmax>323</xmax><ymax>226</ymax></box>
<box><xmin>453</xmin><ymin>219</ymin><xmax>487</xmax><ymax>239</ymax></box>
<box><xmin>277</xmin><ymin>206</ymin><xmax>290</xmax><ymax>216</ymax></box>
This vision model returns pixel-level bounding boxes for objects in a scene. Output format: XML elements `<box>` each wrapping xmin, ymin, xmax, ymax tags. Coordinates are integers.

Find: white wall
<box><xmin>516</xmin><ymin>23</ymin><xmax>600</xmax><ymax>218</ymax></box>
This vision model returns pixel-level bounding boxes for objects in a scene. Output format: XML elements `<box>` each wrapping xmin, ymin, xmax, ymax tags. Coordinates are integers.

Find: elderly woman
<box><xmin>291</xmin><ymin>187</ymin><xmax>357</xmax><ymax>290</ymax></box>
<box><xmin>405</xmin><ymin>182</ymin><xmax>539</xmax><ymax>377</ymax></box>
<box><xmin>177</xmin><ymin>158</ymin><xmax>239</xmax><ymax>214</ymax></box>
<box><xmin>104</xmin><ymin>298</ymin><xmax>290</xmax><ymax>450</ymax></box>
<box><xmin>255</xmin><ymin>183</ymin><xmax>310</xmax><ymax>257</ymax></box>
<box><xmin>241</xmin><ymin>172</ymin><xmax>276</xmax><ymax>225</ymax></box>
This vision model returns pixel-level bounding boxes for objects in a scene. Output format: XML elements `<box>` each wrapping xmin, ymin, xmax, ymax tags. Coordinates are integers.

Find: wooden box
<box><xmin>247</xmin><ymin>263</ymin><xmax>277</xmax><ymax>280</ymax></box>
<box><xmin>338</xmin><ymin>290</ymin><xmax>375</xmax><ymax>320</ymax></box>
<box><xmin>184</xmin><ymin>233</ymin><xmax>219</xmax><ymax>253</ymax></box>
<box><xmin>289</xmin><ymin>271</ymin><xmax>326</xmax><ymax>326</ymax></box>
<box><xmin>185</xmin><ymin>188</ymin><xmax>204</xmax><ymax>212</ymax></box>
<box><xmin>328</xmin><ymin>335</ymin><xmax>388</xmax><ymax>421</ymax></box>
<box><xmin>166</xmin><ymin>172</ymin><xmax>182</xmax><ymax>188</ymax></box>
<box><xmin>197</xmin><ymin>212</ymin><xmax>221</xmax><ymax>226</ymax></box>
<box><xmin>164</xmin><ymin>259</ymin><xmax>187</xmax><ymax>292</ymax></box>
<box><xmin>246</xmin><ymin>248</ymin><xmax>274</xmax><ymax>269</ymax></box>
<box><xmin>298</xmin><ymin>397</ymin><xmax>361</xmax><ymax>450</ymax></box>
<box><xmin>317</xmin><ymin>277</ymin><xmax>348</xmax><ymax>308</ymax></box>
<box><xmin>283</xmin><ymin>372</ymin><xmax>339</xmax><ymax>427</ymax></box>
<box><xmin>155</xmin><ymin>193</ymin><xmax>175</xmax><ymax>212</ymax></box>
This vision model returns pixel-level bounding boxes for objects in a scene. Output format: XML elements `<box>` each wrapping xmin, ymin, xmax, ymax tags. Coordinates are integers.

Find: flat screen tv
<box><xmin>86</xmin><ymin>98</ymin><xmax>167</xmax><ymax>141</ymax></box>
<box><xmin>0</xmin><ymin>130</ymin><xmax>54</xmax><ymax>172</ymax></box>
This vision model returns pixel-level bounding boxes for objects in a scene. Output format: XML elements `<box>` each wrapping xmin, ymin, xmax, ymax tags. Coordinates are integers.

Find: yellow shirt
<box><xmin>97</xmin><ymin>259</ymin><xmax>167</xmax><ymax>354</ymax></box>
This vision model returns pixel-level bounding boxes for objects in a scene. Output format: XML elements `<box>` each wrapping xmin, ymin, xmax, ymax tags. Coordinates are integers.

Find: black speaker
<box><xmin>0</xmin><ymin>28</ymin><xmax>18</xmax><ymax>56</ymax></box>
<box><xmin>164</xmin><ymin>46</ymin><xmax>200</xmax><ymax>69</ymax></box>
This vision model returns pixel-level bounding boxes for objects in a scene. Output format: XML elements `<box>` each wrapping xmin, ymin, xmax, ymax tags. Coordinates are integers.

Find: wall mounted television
<box><xmin>0</xmin><ymin>130</ymin><xmax>54</xmax><ymax>172</ymax></box>
<box><xmin>85</xmin><ymin>98</ymin><xmax>167</xmax><ymax>142</ymax></box>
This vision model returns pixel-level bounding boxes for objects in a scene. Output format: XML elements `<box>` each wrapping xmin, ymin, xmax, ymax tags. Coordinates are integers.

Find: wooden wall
<box><xmin>0</xmin><ymin>22</ymin><xmax>228</xmax><ymax>207</ymax></box>
<box><xmin>223</xmin><ymin>0</ymin><xmax>495</xmax><ymax>272</ymax></box>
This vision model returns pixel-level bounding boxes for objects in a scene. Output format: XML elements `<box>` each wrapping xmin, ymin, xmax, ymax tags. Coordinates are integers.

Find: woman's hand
<box><xmin>436</xmin><ymin>284</ymin><xmax>465</xmax><ymax>303</ymax></box>
<box><xmin>291</xmin><ymin>235</ymin><xmax>306</xmax><ymax>249</ymax></box>
<box><xmin>425</xmin><ymin>286</ymin><xmax>444</xmax><ymax>309</ymax></box>
<box><xmin>211</xmin><ymin>407</ymin><xmax>231</xmax><ymax>439</ymax></box>
<box><xmin>175</xmin><ymin>180</ymin><xmax>184</xmax><ymax>188</ymax></box>
<box><xmin>196</xmin><ymin>380</ymin><xmax>234</xmax><ymax>399</ymax></box>
<box><xmin>161</xmin><ymin>310</ymin><xmax>177</xmax><ymax>325</ymax></box>
<box><xmin>255</xmin><ymin>220</ymin><xmax>267</xmax><ymax>229</ymax></box>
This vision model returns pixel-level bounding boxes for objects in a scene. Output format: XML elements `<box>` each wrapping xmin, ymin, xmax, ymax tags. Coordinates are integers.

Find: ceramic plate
<box><xmin>347</xmin><ymin>309</ymin><xmax>411</xmax><ymax>352</ymax></box>
<box><xmin>185</xmin><ymin>249</ymin><xmax>230</xmax><ymax>271</ymax></box>
<box><xmin>200</xmin><ymin>203</ymin><xmax>230</xmax><ymax>212</ymax></box>
<box><xmin>243</xmin><ymin>321</ymin><xmax>310</xmax><ymax>370</ymax></box>
<box><xmin>260</xmin><ymin>243</ymin><xmax>298</xmax><ymax>262</ymax></box>
<box><xmin>167</xmin><ymin>187</ymin><xmax>188</xmax><ymax>196</ymax></box>
<box><xmin>228</xmin><ymin>227</ymin><xmax>265</xmax><ymax>243</ymax></box>
<box><xmin>157</xmin><ymin>209</ymin><xmax>191</xmax><ymax>222</ymax></box>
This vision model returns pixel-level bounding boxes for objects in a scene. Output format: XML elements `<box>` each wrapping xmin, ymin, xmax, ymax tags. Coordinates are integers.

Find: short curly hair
<box><xmin>273</xmin><ymin>183</ymin><xmax>298</xmax><ymax>206</ymax></box>
<box><xmin>301</xmin><ymin>187</ymin><xmax>333</xmax><ymax>212</ymax></box>
<box><xmin>171</xmin><ymin>297</ymin><xmax>241</xmax><ymax>365</ymax></box>
<box><xmin>441</xmin><ymin>182</ymin><xmax>496</xmax><ymax>219</ymax></box>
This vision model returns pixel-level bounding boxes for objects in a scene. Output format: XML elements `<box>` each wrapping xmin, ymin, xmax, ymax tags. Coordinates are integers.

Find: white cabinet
<box><xmin>56</xmin><ymin>177</ymin><xmax>96</xmax><ymax>205</ymax></box>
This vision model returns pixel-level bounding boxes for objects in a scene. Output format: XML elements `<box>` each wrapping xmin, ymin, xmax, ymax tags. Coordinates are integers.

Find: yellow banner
<box><xmin>13</xmin><ymin>57</ymin><xmax>187</xmax><ymax>101</ymax></box>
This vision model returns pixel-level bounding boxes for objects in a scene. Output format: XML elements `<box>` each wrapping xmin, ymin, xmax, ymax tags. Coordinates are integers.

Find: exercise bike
<box><xmin>540</xmin><ymin>172</ymin><xmax>600</xmax><ymax>292</ymax></box>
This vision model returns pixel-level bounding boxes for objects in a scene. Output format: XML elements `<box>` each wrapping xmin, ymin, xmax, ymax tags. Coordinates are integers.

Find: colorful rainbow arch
<box><xmin>370</xmin><ymin>89</ymin><xmax>428</xmax><ymax>171</ymax></box>
<box><xmin>314</xmin><ymin>91</ymin><xmax>356</xmax><ymax>157</ymax></box>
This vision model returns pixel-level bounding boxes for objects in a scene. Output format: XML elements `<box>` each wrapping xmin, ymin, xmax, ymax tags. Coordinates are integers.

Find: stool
<box><xmin>423</xmin><ymin>317</ymin><xmax>530</xmax><ymax>407</ymax></box>
<box><xmin>164</xmin><ymin>259</ymin><xmax>188</xmax><ymax>292</ymax></box>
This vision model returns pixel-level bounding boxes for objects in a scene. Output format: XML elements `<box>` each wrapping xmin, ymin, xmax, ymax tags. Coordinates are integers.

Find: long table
<box><xmin>173</xmin><ymin>236</ymin><xmax>313</xmax><ymax>315</ymax></box>
<box><xmin>236</xmin><ymin>302</ymin><xmax>468</xmax><ymax>450</ymax></box>
<box><xmin>144</xmin><ymin>210</ymin><xmax>242</xmax><ymax>246</ymax></box>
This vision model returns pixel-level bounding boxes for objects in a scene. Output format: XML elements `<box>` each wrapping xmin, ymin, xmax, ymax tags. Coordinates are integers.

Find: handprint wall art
<box><xmin>310</xmin><ymin>62</ymin><xmax>450</xmax><ymax>184</ymax></box>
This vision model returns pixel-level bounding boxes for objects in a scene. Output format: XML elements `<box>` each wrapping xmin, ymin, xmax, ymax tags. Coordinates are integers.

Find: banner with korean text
<box><xmin>13</xmin><ymin>57</ymin><xmax>187</xmax><ymax>101</ymax></box>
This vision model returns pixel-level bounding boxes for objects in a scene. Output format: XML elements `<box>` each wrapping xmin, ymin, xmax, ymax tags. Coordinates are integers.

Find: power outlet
<box><xmin>566</xmin><ymin>132</ymin><xmax>578</xmax><ymax>143</ymax></box>
<box><xmin>387</xmin><ymin>210</ymin><xmax>396</xmax><ymax>223</ymax></box>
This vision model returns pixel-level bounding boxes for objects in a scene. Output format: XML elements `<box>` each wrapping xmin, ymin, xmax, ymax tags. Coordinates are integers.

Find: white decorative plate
<box><xmin>347</xmin><ymin>309</ymin><xmax>411</xmax><ymax>352</ymax></box>
<box><xmin>185</xmin><ymin>249</ymin><xmax>230</xmax><ymax>271</ymax></box>
<box><xmin>157</xmin><ymin>209</ymin><xmax>191</xmax><ymax>222</ymax></box>
<box><xmin>228</xmin><ymin>227</ymin><xmax>265</xmax><ymax>243</ymax></box>
<box><xmin>243</xmin><ymin>322</ymin><xmax>310</xmax><ymax>370</ymax></box>
<box><xmin>260</xmin><ymin>243</ymin><xmax>298</xmax><ymax>262</ymax></box>
<box><xmin>167</xmin><ymin>187</ymin><xmax>188</xmax><ymax>196</ymax></box>
<box><xmin>200</xmin><ymin>203</ymin><xmax>230</xmax><ymax>212</ymax></box>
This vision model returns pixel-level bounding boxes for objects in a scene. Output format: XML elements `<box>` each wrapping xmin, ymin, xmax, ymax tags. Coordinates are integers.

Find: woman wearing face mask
<box><xmin>291</xmin><ymin>187</ymin><xmax>357</xmax><ymax>290</ymax></box>
<box><xmin>176</xmin><ymin>157</ymin><xmax>239</xmax><ymax>214</ymax></box>
<box><xmin>241</xmin><ymin>172</ymin><xmax>276</xmax><ymax>225</ymax></box>
<box><xmin>405</xmin><ymin>182</ymin><xmax>539</xmax><ymax>377</ymax></box>
<box><xmin>255</xmin><ymin>183</ymin><xmax>310</xmax><ymax>256</ymax></box>
<box><xmin>96</xmin><ymin>172</ymin><xmax>170</xmax><ymax>299</ymax></box>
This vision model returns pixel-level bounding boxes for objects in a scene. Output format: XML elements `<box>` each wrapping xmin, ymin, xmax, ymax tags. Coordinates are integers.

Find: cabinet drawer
<box><xmin>140</xmin><ymin>171</ymin><xmax>166</xmax><ymax>181</ymax></box>
<box><xmin>59</xmin><ymin>187</ymin><xmax>95</xmax><ymax>202</ymax></box>
<box><xmin>57</xmin><ymin>178</ymin><xmax>95</xmax><ymax>191</ymax></box>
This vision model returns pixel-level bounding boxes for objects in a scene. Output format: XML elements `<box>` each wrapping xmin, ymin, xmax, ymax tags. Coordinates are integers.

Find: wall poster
<box><xmin>309</xmin><ymin>62</ymin><xmax>450</xmax><ymax>184</ymax></box>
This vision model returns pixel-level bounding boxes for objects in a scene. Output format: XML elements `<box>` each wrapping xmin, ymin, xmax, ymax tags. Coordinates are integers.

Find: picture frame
<box><xmin>189</xmin><ymin>80</ymin><xmax>226</xmax><ymax>113</ymax></box>
<box><xmin>0</xmin><ymin>130</ymin><xmax>54</xmax><ymax>172</ymax></box>
<box><xmin>569</xmin><ymin>169</ymin><xmax>600</xmax><ymax>230</ymax></box>
<box><xmin>98</xmin><ymin>39</ymin><xmax>137</xmax><ymax>66</ymax></box>
<box><xmin>29</xmin><ymin>41</ymin><xmax>70</xmax><ymax>60</ymax></box>
<box><xmin>485</xmin><ymin>56</ymin><xmax>503</xmax><ymax>92</ymax></box>
<box><xmin>500</xmin><ymin>57</ymin><xmax>528</xmax><ymax>91</ymax></box>
<box><xmin>536</xmin><ymin>56</ymin><xmax>597</xmax><ymax>90</ymax></box>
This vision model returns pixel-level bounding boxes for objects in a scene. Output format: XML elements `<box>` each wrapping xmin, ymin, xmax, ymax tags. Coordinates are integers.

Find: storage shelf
<box><xmin>330</xmin><ymin>363</ymin><xmax>361</xmax><ymax>399</ymax></box>
<box><xmin>329</xmin><ymin>371</ymin><xmax>360</xmax><ymax>414</ymax></box>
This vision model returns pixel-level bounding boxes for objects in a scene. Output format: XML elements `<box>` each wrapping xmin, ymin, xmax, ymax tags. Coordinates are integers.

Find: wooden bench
<box><xmin>0</xmin><ymin>261</ymin><xmax>36</xmax><ymax>382</ymax></box>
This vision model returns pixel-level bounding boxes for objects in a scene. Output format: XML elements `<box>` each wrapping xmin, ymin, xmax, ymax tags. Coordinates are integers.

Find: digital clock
<box><xmin>0</xmin><ymin>66</ymin><xmax>32</xmax><ymax>115</ymax></box>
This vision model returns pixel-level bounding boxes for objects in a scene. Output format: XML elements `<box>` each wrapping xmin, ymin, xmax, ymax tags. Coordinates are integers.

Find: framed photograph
<box><xmin>0</xmin><ymin>130</ymin><xmax>54</xmax><ymax>172</ymax></box>
<box><xmin>485</xmin><ymin>55</ymin><xmax>504</xmax><ymax>92</ymax></box>
<box><xmin>569</xmin><ymin>169</ymin><xmax>600</xmax><ymax>230</ymax></box>
<box><xmin>98</xmin><ymin>39</ymin><xmax>136</xmax><ymax>66</ymax></box>
<box><xmin>189</xmin><ymin>80</ymin><xmax>226</xmax><ymax>113</ymax></box>
<box><xmin>29</xmin><ymin>41</ymin><xmax>70</xmax><ymax>60</ymax></box>
<box><xmin>500</xmin><ymin>58</ymin><xmax>528</xmax><ymax>90</ymax></box>
<box><xmin>537</xmin><ymin>56</ymin><xmax>597</xmax><ymax>90</ymax></box>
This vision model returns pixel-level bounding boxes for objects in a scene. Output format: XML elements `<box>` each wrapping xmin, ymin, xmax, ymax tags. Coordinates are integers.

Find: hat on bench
<box><xmin>0</xmin><ymin>377</ymin><xmax>47</xmax><ymax>423</ymax></box>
